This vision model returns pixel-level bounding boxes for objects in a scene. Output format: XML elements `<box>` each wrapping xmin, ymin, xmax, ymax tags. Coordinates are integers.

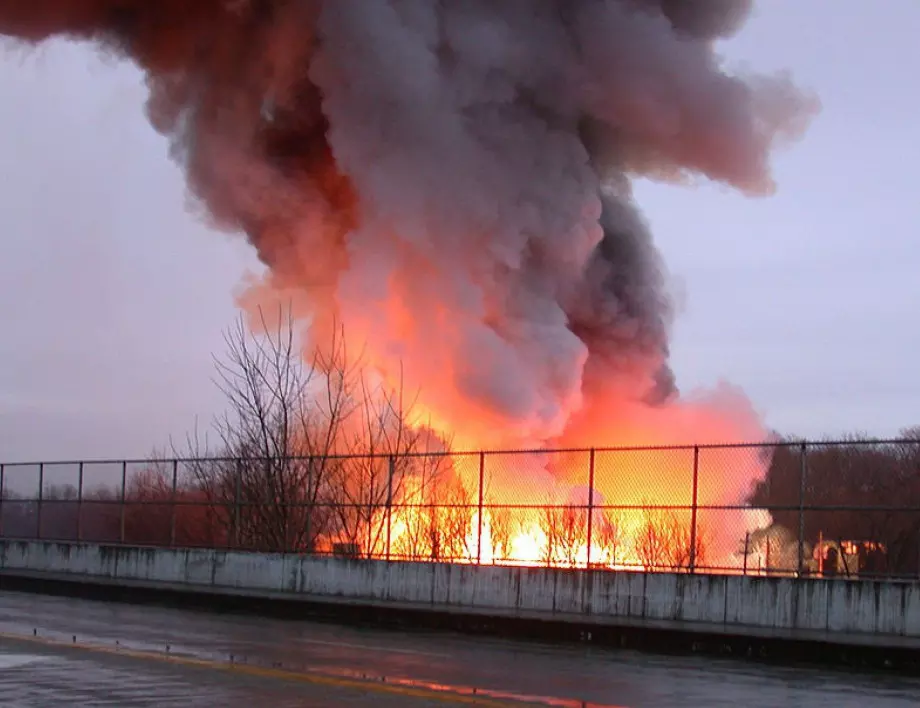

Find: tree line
<box><xmin>748</xmin><ymin>431</ymin><xmax>920</xmax><ymax>577</ymax></box>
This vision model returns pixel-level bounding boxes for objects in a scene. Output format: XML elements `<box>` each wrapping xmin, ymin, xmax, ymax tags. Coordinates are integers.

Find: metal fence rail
<box><xmin>1</xmin><ymin>439</ymin><xmax>919</xmax><ymax>579</ymax></box>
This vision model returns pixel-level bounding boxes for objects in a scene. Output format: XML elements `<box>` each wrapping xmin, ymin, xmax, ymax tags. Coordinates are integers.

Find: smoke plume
<box><xmin>0</xmin><ymin>0</ymin><xmax>817</xmax><ymax>449</ymax></box>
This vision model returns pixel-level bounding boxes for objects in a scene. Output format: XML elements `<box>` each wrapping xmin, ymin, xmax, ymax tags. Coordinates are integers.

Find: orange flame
<box><xmin>316</xmin><ymin>383</ymin><xmax>773</xmax><ymax>573</ymax></box>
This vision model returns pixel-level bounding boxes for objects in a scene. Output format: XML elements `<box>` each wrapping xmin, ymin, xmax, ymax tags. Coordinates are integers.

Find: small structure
<box><xmin>812</xmin><ymin>536</ymin><xmax>887</xmax><ymax>577</ymax></box>
<box><xmin>332</xmin><ymin>542</ymin><xmax>361</xmax><ymax>559</ymax></box>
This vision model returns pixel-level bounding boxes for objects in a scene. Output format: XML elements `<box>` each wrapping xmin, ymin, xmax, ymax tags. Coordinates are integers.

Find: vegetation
<box><xmin>748</xmin><ymin>430</ymin><xmax>920</xmax><ymax>577</ymax></box>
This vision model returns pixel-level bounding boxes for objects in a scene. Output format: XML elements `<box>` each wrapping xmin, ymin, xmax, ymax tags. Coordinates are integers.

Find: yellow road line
<box><xmin>0</xmin><ymin>630</ymin><xmax>535</xmax><ymax>707</ymax></box>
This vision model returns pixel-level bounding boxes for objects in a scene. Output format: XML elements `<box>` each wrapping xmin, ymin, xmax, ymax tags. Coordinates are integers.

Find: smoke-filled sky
<box><xmin>0</xmin><ymin>0</ymin><xmax>918</xmax><ymax>461</ymax></box>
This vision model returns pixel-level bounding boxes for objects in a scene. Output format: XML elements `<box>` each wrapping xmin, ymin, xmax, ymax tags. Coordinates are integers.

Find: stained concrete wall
<box><xmin>2</xmin><ymin>540</ymin><xmax>919</xmax><ymax>649</ymax></box>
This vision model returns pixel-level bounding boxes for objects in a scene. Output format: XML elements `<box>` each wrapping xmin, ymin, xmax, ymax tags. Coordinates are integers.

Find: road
<box><xmin>0</xmin><ymin>591</ymin><xmax>917</xmax><ymax>707</ymax></box>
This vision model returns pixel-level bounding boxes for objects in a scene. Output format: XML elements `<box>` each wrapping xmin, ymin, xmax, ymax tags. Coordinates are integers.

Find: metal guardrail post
<box><xmin>77</xmin><ymin>462</ymin><xmax>84</xmax><ymax>542</ymax></box>
<box><xmin>476</xmin><ymin>452</ymin><xmax>485</xmax><ymax>565</ymax></box>
<box><xmin>586</xmin><ymin>449</ymin><xmax>596</xmax><ymax>569</ymax></box>
<box><xmin>689</xmin><ymin>446</ymin><xmax>700</xmax><ymax>573</ymax></box>
<box><xmin>798</xmin><ymin>442</ymin><xmax>807</xmax><ymax>576</ymax></box>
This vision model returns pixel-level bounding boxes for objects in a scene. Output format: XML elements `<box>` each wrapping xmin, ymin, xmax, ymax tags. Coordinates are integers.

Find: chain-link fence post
<box><xmin>476</xmin><ymin>452</ymin><xmax>485</xmax><ymax>565</ymax></box>
<box><xmin>169</xmin><ymin>459</ymin><xmax>178</xmax><ymax>548</ymax></box>
<box><xmin>0</xmin><ymin>463</ymin><xmax>5</xmax><ymax>538</ymax></box>
<box><xmin>798</xmin><ymin>441</ymin><xmax>808</xmax><ymax>576</ymax></box>
<box><xmin>119</xmin><ymin>461</ymin><xmax>127</xmax><ymax>544</ymax></box>
<box><xmin>305</xmin><ymin>457</ymin><xmax>315</xmax><ymax>556</ymax></box>
<box><xmin>36</xmin><ymin>462</ymin><xmax>44</xmax><ymax>541</ymax></box>
<box><xmin>233</xmin><ymin>459</ymin><xmax>242</xmax><ymax>551</ymax></box>
<box><xmin>365</xmin><ymin>456</ymin><xmax>374</xmax><ymax>558</ymax></box>
<box><xmin>385</xmin><ymin>455</ymin><xmax>395</xmax><ymax>561</ymax></box>
<box><xmin>689</xmin><ymin>446</ymin><xmax>700</xmax><ymax>573</ymax></box>
<box><xmin>586</xmin><ymin>449</ymin><xmax>596</xmax><ymax>569</ymax></box>
<box><xmin>76</xmin><ymin>462</ymin><xmax>84</xmax><ymax>543</ymax></box>
<box><xmin>916</xmin><ymin>529</ymin><xmax>920</xmax><ymax>581</ymax></box>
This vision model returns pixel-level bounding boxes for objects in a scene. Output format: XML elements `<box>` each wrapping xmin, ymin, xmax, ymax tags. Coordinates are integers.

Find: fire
<box><xmin>294</xmin><ymin>293</ymin><xmax>774</xmax><ymax>574</ymax></box>
<box><xmin>317</xmin><ymin>386</ymin><xmax>773</xmax><ymax>573</ymax></box>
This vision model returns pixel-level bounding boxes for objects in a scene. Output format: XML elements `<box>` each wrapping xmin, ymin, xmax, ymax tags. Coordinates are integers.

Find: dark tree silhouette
<box><xmin>749</xmin><ymin>431</ymin><xmax>920</xmax><ymax>577</ymax></box>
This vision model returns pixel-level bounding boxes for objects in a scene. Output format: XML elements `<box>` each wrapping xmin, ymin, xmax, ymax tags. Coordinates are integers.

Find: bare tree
<box><xmin>595</xmin><ymin>510</ymin><xmax>624</xmax><ymax>567</ymax></box>
<box><xmin>176</xmin><ymin>307</ymin><xmax>361</xmax><ymax>553</ymax></box>
<box><xmin>635</xmin><ymin>506</ymin><xmax>707</xmax><ymax>571</ymax></box>
<box><xmin>427</xmin><ymin>474</ymin><xmax>476</xmax><ymax>562</ymax></box>
<box><xmin>325</xmin><ymin>365</ymin><xmax>459</xmax><ymax>558</ymax></box>
<box><xmin>173</xmin><ymin>305</ymin><xmax>455</xmax><ymax>558</ymax></box>
<box><xmin>636</xmin><ymin>507</ymin><xmax>668</xmax><ymax>569</ymax></box>
<box><xmin>488</xmin><ymin>506</ymin><xmax>517</xmax><ymax>563</ymax></box>
<box><xmin>390</xmin><ymin>452</ymin><xmax>470</xmax><ymax>562</ymax></box>
<box><xmin>541</xmin><ymin>500</ymin><xmax>587</xmax><ymax>567</ymax></box>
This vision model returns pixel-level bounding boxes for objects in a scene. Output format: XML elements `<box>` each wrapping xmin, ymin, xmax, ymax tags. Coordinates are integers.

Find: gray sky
<box><xmin>0</xmin><ymin>1</ymin><xmax>918</xmax><ymax>462</ymax></box>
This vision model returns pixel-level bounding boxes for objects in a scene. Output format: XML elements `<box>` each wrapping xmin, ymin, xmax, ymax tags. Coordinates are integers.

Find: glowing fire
<box><xmin>316</xmin><ymin>393</ymin><xmax>773</xmax><ymax>573</ymax></box>
<box><xmin>297</xmin><ymin>298</ymin><xmax>775</xmax><ymax>573</ymax></box>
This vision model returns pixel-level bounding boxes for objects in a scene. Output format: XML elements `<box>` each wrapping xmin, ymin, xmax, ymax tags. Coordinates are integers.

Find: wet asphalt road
<box><xmin>0</xmin><ymin>639</ymin><xmax>444</xmax><ymax>707</ymax></box>
<box><xmin>0</xmin><ymin>590</ymin><xmax>918</xmax><ymax>707</ymax></box>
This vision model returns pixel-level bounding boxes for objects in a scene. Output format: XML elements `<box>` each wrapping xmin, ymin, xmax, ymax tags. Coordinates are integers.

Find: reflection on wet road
<box><xmin>0</xmin><ymin>590</ymin><xmax>918</xmax><ymax>707</ymax></box>
<box><xmin>0</xmin><ymin>639</ymin><xmax>501</xmax><ymax>707</ymax></box>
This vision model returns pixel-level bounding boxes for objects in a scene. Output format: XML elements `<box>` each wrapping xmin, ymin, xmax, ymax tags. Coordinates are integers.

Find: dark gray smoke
<box><xmin>0</xmin><ymin>0</ymin><xmax>817</xmax><ymax>447</ymax></box>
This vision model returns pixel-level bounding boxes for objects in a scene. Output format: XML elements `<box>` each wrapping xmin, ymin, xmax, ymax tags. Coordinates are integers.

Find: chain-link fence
<box><xmin>2</xmin><ymin>439</ymin><xmax>919</xmax><ymax>579</ymax></box>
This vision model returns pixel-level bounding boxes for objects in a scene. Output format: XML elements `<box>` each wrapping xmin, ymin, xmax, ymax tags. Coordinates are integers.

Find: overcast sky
<box><xmin>0</xmin><ymin>1</ymin><xmax>918</xmax><ymax>462</ymax></box>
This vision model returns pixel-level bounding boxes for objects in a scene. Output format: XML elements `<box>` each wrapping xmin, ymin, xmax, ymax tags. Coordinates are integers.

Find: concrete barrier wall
<box><xmin>2</xmin><ymin>540</ymin><xmax>919</xmax><ymax>647</ymax></box>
